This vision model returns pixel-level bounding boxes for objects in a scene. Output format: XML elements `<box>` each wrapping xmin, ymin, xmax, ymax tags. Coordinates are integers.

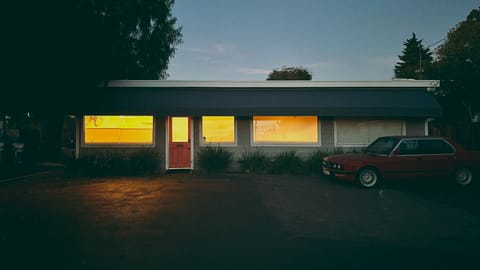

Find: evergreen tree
<box><xmin>394</xmin><ymin>33</ymin><xmax>433</xmax><ymax>79</ymax></box>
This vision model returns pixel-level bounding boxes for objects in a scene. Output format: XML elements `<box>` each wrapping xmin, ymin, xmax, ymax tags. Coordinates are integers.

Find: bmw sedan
<box><xmin>322</xmin><ymin>136</ymin><xmax>480</xmax><ymax>188</ymax></box>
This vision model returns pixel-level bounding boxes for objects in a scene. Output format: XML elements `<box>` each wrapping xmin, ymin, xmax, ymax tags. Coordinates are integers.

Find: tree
<box><xmin>2</xmin><ymin>0</ymin><xmax>183</xmax><ymax>159</ymax></box>
<box><xmin>431</xmin><ymin>7</ymin><xmax>480</xmax><ymax>123</ymax></box>
<box><xmin>266</xmin><ymin>66</ymin><xmax>312</xmax><ymax>80</ymax></box>
<box><xmin>394</xmin><ymin>33</ymin><xmax>433</xmax><ymax>80</ymax></box>
<box><xmin>5</xmin><ymin>0</ymin><xmax>182</xmax><ymax>93</ymax></box>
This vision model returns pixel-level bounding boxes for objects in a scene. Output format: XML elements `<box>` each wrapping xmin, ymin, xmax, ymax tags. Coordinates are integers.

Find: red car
<box><xmin>322</xmin><ymin>136</ymin><xmax>480</xmax><ymax>188</ymax></box>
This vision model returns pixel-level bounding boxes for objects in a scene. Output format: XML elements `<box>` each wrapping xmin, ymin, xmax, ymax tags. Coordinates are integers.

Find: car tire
<box><xmin>356</xmin><ymin>167</ymin><xmax>379</xmax><ymax>188</ymax></box>
<box><xmin>454</xmin><ymin>167</ymin><xmax>473</xmax><ymax>187</ymax></box>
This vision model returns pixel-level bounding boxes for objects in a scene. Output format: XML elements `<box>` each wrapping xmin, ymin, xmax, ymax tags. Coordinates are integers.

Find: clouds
<box><xmin>182</xmin><ymin>43</ymin><xmax>238</xmax><ymax>56</ymax></box>
<box><xmin>169</xmin><ymin>41</ymin><xmax>398</xmax><ymax>81</ymax></box>
<box><xmin>235</xmin><ymin>68</ymin><xmax>271</xmax><ymax>75</ymax></box>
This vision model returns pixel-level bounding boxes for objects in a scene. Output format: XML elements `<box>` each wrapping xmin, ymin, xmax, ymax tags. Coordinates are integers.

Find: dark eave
<box><xmin>73</xmin><ymin>82</ymin><xmax>442</xmax><ymax>117</ymax></box>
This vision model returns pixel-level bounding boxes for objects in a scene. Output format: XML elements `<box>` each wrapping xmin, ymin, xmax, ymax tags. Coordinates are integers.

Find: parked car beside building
<box><xmin>322</xmin><ymin>136</ymin><xmax>480</xmax><ymax>188</ymax></box>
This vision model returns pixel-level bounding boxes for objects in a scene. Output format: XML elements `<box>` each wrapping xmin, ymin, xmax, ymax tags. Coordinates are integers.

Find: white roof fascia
<box><xmin>103</xmin><ymin>80</ymin><xmax>440</xmax><ymax>89</ymax></box>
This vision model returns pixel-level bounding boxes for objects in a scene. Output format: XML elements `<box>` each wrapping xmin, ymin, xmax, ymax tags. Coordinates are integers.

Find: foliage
<box><xmin>65</xmin><ymin>150</ymin><xmax>160</xmax><ymax>176</ymax></box>
<box><xmin>238</xmin><ymin>149</ymin><xmax>270</xmax><ymax>174</ymax></box>
<box><xmin>394</xmin><ymin>33</ymin><xmax>433</xmax><ymax>80</ymax></box>
<box><xmin>130</xmin><ymin>149</ymin><xmax>161</xmax><ymax>175</ymax></box>
<box><xmin>266</xmin><ymin>66</ymin><xmax>312</xmax><ymax>80</ymax></box>
<box><xmin>304</xmin><ymin>150</ymin><xmax>329</xmax><ymax>175</ymax></box>
<box><xmin>269</xmin><ymin>151</ymin><xmax>304</xmax><ymax>174</ymax></box>
<box><xmin>4</xmin><ymin>0</ymin><xmax>183</xmax><ymax>160</ymax></box>
<box><xmin>431</xmin><ymin>7</ymin><xmax>480</xmax><ymax>123</ymax></box>
<box><xmin>197</xmin><ymin>146</ymin><xmax>233</xmax><ymax>174</ymax></box>
<box><xmin>4</xmin><ymin>0</ymin><xmax>183</xmax><ymax>107</ymax></box>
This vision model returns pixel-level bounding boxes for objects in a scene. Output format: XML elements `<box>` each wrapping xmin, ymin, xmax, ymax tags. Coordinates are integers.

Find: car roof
<box><xmin>378</xmin><ymin>136</ymin><xmax>448</xmax><ymax>140</ymax></box>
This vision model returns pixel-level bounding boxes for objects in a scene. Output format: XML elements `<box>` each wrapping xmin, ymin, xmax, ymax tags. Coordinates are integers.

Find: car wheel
<box><xmin>356</xmin><ymin>168</ymin><xmax>379</xmax><ymax>188</ymax></box>
<box><xmin>454</xmin><ymin>167</ymin><xmax>473</xmax><ymax>187</ymax></box>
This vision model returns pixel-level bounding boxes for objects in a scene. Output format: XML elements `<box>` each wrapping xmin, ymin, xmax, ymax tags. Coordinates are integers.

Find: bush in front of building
<box><xmin>65</xmin><ymin>149</ymin><xmax>160</xmax><ymax>176</ymax></box>
<box><xmin>304</xmin><ymin>150</ymin><xmax>329</xmax><ymax>175</ymax></box>
<box><xmin>269</xmin><ymin>151</ymin><xmax>304</xmax><ymax>174</ymax></box>
<box><xmin>238</xmin><ymin>148</ymin><xmax>270</xmax><ymax>174</ymax></box>
<box><xmin>197</xmin><ymin>146</ymin><xmax>233</xmax><ymax>173</ymax></box>
<box><xmin>129</xmin><ymin>149</ymin><xmax>161</xmax><ymax>175</ymax></box>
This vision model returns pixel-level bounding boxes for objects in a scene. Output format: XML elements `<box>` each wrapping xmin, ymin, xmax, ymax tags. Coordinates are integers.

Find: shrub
<box><xmin>270</xmin><ymin>151</ymin><xmax>304</xmax><ymax>174</ymax></box>
<box><xmin>238</xmin><ymin>149</ymin><xmax>270</xmax><ymax>174</ymax></box>
<box><xmin>304</xmin><ymin>150</ymin><xmax>329</xmax><ymax>175</ymax></box>
<box><xmin>65</xmin><ymin>150</ymin><xmax>160</xmax><ymax>177</ymax></box>
<box><xmin>130</xmin><ymin>149</ymin><xmax>160</xmax><ymax>175</ymax></box>
<box><xmin>197</xmin><ymin>146</ymin><xmax>232</xmax><ymax>173</ymax></box>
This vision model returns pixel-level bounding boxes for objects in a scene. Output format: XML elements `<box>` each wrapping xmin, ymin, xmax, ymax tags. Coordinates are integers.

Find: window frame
<box><xmin>251</xmin><ymin>116</ymin><xmax>321</xmax><ymax>146</ymax></box>
<box><xmin>82</xmin><ymin>115</ymin><xmax>156</xmax><ymax>148</ymax></box>
<box><xmin>391</xmin><ymin>138</ymin><xmax>456</xmax><ymax>156</ymax></box>
<box><xmin>199</xmin><ymin>116</ymin><xmax>237</xmax><ymax>147</ymax></box>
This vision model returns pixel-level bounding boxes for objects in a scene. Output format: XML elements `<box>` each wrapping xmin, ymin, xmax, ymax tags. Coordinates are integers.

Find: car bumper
<box><xmin>322</xmin><ymin>167</ymin><xmax>356</xmax><ymax>181</ymax></box>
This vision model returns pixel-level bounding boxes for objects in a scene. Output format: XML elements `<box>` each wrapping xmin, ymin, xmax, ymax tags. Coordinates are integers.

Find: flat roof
<box><xmin>104</xmin><ymin>80</ymin><xmax>440</xmax><ymax>89</ymax></box>
<box><xmin>78</xmin><ymin>84</ymin><xmax>442</xmax><ymax>117</ymax></box>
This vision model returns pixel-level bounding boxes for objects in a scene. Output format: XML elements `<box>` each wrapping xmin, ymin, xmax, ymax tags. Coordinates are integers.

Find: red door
<box><xmin>168</xmin><ymin>117</ymin><xmax>192</xmax><ymax>169</ymax></box>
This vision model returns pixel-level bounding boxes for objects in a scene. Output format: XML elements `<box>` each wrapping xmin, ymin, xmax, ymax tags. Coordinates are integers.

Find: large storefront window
<box><xmin>201</xmin><ymin>116</ymin><xmax>235</xmax><ymax>144</ymax></box>
<box><xmin>253</xmin><ymin>116</ymin><xmax>318</xmax><ymax>144</ymax></box>
<box><xmin>335</xmin><ymin>119</ymin><xmax>404</xmax><ymax>146</ymax></box>
<box><xmin>84</xmin><ymin>115</ymin><xmax>153</xmax><ymax>144</ymax></box>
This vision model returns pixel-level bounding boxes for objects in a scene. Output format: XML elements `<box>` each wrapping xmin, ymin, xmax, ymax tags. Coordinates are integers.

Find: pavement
<box><xmin>1</xmin><ymin>171</ymin><xmax>479</xmax><ymax>269</ymax></box>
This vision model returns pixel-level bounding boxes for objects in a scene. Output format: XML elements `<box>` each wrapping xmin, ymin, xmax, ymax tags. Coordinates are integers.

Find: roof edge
<box><xmin>102</xmin><ymin>80</ymin><xmax>440</xmax><ymax>88</ymax></box>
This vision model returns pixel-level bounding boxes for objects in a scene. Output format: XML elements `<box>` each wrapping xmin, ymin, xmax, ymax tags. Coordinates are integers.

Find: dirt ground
<box><xmin>1</xmin><ymin>171</ymin><xmax>479</xmax><ymax>269</ymax></box>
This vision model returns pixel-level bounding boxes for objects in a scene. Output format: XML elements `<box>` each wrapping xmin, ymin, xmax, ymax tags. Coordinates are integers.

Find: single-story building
<box><xmin>72</xmin><ymin>80</ymin><xmax>441</xmax><ymax>171</ymax></box>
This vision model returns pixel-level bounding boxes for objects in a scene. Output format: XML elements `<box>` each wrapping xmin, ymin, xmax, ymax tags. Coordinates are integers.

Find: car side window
<box><xmin>396</xmin><ymin>140</ymin><xmax>419</xmax><ymax>155</ymax></box>
<box><xmin>418</xmin><ymin>139</ymin><xmax>455</xmax><ymax>155</ymax></box>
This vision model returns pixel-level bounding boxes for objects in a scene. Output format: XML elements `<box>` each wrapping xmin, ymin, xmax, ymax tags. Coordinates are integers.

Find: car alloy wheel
<box><xmin>454</xmin><ymin>167</ymin><xmax>472</xmax><ymax>187</ymax></box>
<box><xmin>357</xmin><ymin>168</ymin><xmax>378</xmax><ymax>188</ymax></box>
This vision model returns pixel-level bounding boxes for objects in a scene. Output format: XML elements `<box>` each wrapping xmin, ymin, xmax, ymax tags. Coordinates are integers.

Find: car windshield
<box><xmin>365</xmin><ymin>137</ymin><xmax>400</xmax><ymax>155</ymax></box>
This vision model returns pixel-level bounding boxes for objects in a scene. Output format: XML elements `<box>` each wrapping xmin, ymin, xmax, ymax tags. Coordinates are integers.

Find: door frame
<box><xmin>165</xmin><ymin>116</ymin><xmax>194</xmax><ymax>170</ymax></box>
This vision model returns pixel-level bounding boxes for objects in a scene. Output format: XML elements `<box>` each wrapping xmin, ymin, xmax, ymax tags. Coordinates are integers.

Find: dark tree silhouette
<box><xmin>267</xmin><ymin>66</ymin><xmax>312</xmax><ymax>80</ymax></box>
<box><xmin>394</xmin><ymin>33</ymin><xmax>433</xmax><ymax>80</ymax></box>
<box><xmin>2</xmin><ymin>0</ymin><xmax>183</xmax><ymax>159</ymax></box>
<box><xmin>431</xmin><ymin>7</ymin><xmax>480</xmax><ymax>123</ymax></box>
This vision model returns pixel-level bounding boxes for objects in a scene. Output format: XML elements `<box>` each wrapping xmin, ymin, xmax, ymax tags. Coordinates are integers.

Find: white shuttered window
<box><xmin>335</xmin><ymin>119</ymin><xmax>404</xmax><ymax>146</ymax></box>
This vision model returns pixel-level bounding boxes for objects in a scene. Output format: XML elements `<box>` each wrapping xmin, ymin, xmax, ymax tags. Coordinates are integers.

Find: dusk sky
<box><xmin>167</xmin><ymin>0</ymin><xmax>479</xmax><ymax>81</ymax></box>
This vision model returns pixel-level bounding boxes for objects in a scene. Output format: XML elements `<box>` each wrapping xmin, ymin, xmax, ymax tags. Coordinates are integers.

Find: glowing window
<box><xmin>84</xmin><ymin>115</ymin><xmax>153</xmax><ymax>144</ymax></box>
<box><xmin>253</xmin><ymin>116</ymin><xmax>318</xmax><ymax>144</ymax></box>
<box><xmin>201</xmin><ymin>116</ymin><xmax>235</xmax><ymax>144</ymax></box>
<box><xmin>171</xmin><ymin>117</ymin><xmax>189</xmax><ymax>142</ymax></box>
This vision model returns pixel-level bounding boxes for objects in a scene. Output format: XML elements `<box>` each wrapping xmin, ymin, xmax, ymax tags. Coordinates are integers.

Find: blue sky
<box><xmin>167</xmin><ymin>0</ymin><xmax>479</xmax><ymax>81</ymax></box>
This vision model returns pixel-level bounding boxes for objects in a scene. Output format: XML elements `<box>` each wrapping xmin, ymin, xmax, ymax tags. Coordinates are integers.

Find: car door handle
<box><xmin>416</xmin><ymin>157</ymin><xmax>423</xmax><ymax>160</ymax></box>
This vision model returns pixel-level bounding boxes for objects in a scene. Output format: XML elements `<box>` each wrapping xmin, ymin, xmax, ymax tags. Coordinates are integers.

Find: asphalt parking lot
<box><xmin>1</xmin><ymin>171</ymin><xmax>479</xmax><ymax>269</ymax></box>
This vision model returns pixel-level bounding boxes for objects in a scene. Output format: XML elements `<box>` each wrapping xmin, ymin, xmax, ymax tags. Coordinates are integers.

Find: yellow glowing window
<box><xmin>171</xmin><ymin>117</ymin><xmax>189</xmax><ymax>142</ymax></box>
<box><xmin>84</xmin><ymin>115</ymin><xmax>153</xmax><ymax>144</ymax></box>
<box><xmin>253</xmin><ymin>116</ymin><xmax>318</xmax><ymax>144</ymax></box>
<box><xmin>201</xmin><ymin>116</ymin><xmax>235</xmax><ymax>144</ymax></box>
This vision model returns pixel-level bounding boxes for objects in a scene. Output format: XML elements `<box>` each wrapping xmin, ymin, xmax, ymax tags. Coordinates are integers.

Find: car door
<box><xmin>383</xmin><ymin>139</ymin><xmax>425</xmax><ymax>179</ymax></box>
<box><xmin>416</xmin><ymin>138</ymin><xmax>456</xmax><ymax>178</ymax></box>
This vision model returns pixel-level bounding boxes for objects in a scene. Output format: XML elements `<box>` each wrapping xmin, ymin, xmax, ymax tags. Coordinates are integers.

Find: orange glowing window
<box><xmin>201</xmin><ymin>116</ymin><xmax>235</xmax><ymax>144</ymax></box>
<box><xmin>253</xmin><ymin>116</ymin><xmax>318</xmax><ymax>144</ymax></box>
<box><xmin>84</xmin><ymin>115</ymin><xmax>153</xmax><ymax>144</ymax></box>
